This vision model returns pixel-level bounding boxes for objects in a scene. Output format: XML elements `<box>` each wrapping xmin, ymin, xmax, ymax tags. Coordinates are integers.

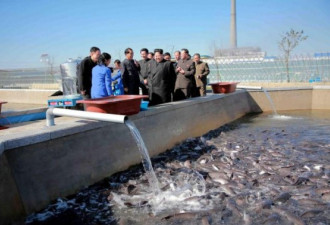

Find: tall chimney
<box><xmin>230</xmin><ymin>0</ymin><xmax>237</xmax><ymax>48</ymax></box>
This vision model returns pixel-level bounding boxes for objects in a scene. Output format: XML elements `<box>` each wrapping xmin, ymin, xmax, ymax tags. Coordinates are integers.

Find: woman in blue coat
<box><xmin>91</xmin><ymin>53</ymin><xmax>113</xmax><ymax>98</ymax></box>
<box><xmin>112</xmin><ymin>59</ymin><xmax>125</xmax><ymax>95</ymax></box>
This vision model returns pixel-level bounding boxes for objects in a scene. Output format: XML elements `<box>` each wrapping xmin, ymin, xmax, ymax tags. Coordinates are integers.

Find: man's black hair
<box><xmin>124</xmin><ymin>48</ymin><xmax>133</xmax><ymax>55</ymax></box>
<box><xmin>181</xmin><ymin>48</ymin><xmax>189</xmax><ymax>54</ymax></box>
<box><xmin>164</xmin><ymin>52</ymin><xmax>171</xmax><ymax>57</ymax></box>
<box><xmin>154</xmin><ymin>49</ymin><xmax>163</xmax><ymax>54</ymax></box>
<box><xmin>140</xmin><ymin>48</ymin><xmax>149</xmax><ymax>54</ymax></box>
<box><xmin>194</xmin><ymin>53</ymin><xmax>201</xmax><ymax>58</ymax></box>
<box><xmin>90</xmin><ymin>46</ymin><xmax>100</xmax><ymax>53</ymax></box>
<box><xmin>114</xmin><ymin>59</ymin><xmax>121</xmax><ymax>64</ymax></box>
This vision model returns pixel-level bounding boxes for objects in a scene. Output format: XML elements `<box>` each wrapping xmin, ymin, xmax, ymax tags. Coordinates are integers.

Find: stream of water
<box><xmin>262</xmin><ymin>88</ymin><xmax>278</xmax><ymax>115</ymax></box>
<box><xmin>124</xmin><ymin>120</ymin><xmax>161</xmax><ymax>196</ymax></box>
<box><xmin>124</xmin><ymin>120</ymin><xmax>207</xmax><ymax>215</ymax></box>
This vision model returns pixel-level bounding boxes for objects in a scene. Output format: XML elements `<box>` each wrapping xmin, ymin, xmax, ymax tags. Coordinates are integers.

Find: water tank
<box><xmin>60</xmin><ymin>58</ymin><xmax>81</xmax><ymax>97</ymax></box>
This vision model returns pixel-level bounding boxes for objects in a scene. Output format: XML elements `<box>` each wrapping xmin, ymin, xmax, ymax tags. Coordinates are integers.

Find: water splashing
<box><xmin>117</xmin><ymin>120</ymin><xmax>207</xmax><ymax>216</ymax></box>
<box><xmin>125</xmin><ymin>120</ymin><xmax>161</xmax><ymax>196</ymax></box>
<box><xmin>262</xmin><ymin>88</ymin><xmax>278</xmax><ymax>115</ymax></box>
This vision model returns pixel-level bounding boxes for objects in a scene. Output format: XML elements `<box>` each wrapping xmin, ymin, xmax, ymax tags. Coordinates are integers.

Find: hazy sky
<box><xmin>0</xmin><ymin>0</ymin><xmax>329</xmax><ymax>69</ymax></box>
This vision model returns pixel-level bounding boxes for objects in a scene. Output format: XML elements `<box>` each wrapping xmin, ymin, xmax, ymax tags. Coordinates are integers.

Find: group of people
<box><xmin>77</xmin><ymin>46</ymin><xmax>210</xmax><ymax>106</ymax></box>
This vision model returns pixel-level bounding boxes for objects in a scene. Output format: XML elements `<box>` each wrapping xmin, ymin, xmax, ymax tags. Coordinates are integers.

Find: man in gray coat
<box><xmin>174</xmin><ymin>48</ymin><xmax>196</xmax><ymax>101</ymax></box>
<box><xmin>139</xmin><ymin>48</ymin><xmax>150</xmax><ymax>95</ymax></box>
<box><xmin>193</xmin><ymin>53</ymin><xmax>210</xmax><ymax>96</ymax></box>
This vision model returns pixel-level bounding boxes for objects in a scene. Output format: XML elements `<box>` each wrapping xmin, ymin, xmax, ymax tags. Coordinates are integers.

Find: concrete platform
<box><xmin>0</xmin><ymin>87</ymin><xmax>330</xmax><ymax>224</ymax></box>
<box><xmin>1</xmin><ymin>103</ymin><xmax>46</xmax><ymax>112</ymax></box>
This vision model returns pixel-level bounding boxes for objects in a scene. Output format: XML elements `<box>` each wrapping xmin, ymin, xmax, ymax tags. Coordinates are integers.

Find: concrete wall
<box><xmin>1</xmin><ymin>87</ymin><xmax>330</xmax><ymax>224</ymax></box>
<box><xmin>0</xmin><ymin>89</ymin><xmax>56</xmax><ymax>105</ymax></box>
<box><xmin>245</xmin><ymin>86</ymin><xmax>330</xmax><ymax>112</ymax></box>
<box><xmin>0</xmin><ymin>154</ymin><xmax>25</xmax><ymax>225</ymax></box>
<box><xmin>246</xmin><ymin>88</ymin><xmax>312</xmax><ymax>112</ymax></box>
<box><xmin>312</xmin><ymin>86</ymin><xmax>330</xmax><ymax>109</ymax></box>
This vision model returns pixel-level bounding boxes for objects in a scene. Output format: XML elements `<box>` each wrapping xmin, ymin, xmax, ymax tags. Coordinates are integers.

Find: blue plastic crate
<box><xmin>48</xmin><ymin>96</ymin><xmax>83</xmax><ymax>107</ymax></box>
<box><xmin>140</xmin><ymin>101</ymin><xmax>149</xmax><ymax>111</ymax></box>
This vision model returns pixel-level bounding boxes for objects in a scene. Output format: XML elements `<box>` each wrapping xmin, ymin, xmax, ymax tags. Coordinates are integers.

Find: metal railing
<box><xmin>0</xmin><ymin>67</ymin><xmax>61</xmax><ymax>89</ymax></box>
<box><xmin>1</xmin><ymin>54</ymin><xmax>330</xmax><ymax>90</ymax></box>
<box><xmin>206</xmin><ymin>54</ymin><xmax>330</xmax><ymax>83</ymax></box>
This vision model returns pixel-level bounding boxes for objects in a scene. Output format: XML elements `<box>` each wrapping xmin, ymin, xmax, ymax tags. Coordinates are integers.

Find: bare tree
<box><xmin>278</xmin><ymin>29</ymin><xmax>308</xmax><ymax>82</ymax></box>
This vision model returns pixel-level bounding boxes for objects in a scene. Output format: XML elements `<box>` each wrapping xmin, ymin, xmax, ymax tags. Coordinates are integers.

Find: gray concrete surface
<box><xmin>1</xmin><ymin>87</ymin><xmax>330</xmax><ymax>224</ymax></box>
<box><xmin>0</xmin><ymin>89</ymin><xmax>56</xmax><ymax>105</ymax></box>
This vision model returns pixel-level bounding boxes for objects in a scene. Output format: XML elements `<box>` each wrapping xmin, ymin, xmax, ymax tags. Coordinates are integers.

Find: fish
<box><xmin>243</xmin><ymin>211</ymin><xmax>252</xmax><ymax>225</ymax></box>
<box><xmin>273</xmin><ymin>192</ymin><xmax>291</xmax><ymax>204</ymax></box>
<box><xmin>201</xmin><ymin>215</ymin><xmax>211</xmax><ymax>225</ymax></box>
<box><xmin>208</xmin><ymin>172</ymin><xmax>230</xmax><ymax>185</ymax></box>
<box><xmin>256</xmin><ymin>199</ymin><xmax>274</xmax><ymax>212</ymax></box>
<box><xmin>220</xmin><ymin>184</ymin><xmax>236</xmax><ymax>196</ymax></box>
<box><xmin>226</xmin><ymin>198</ymin><xmax>242</xmax><ymax>217</ymax></box>
<box><xmin>261</xmin><ymin>212</ymin><xmax>281</xmax><ymax>224</ymax></box>
<box><xmin>162</xmin><ymin>212</ymin><xmax>198</xmax><ymax>220</ymax></box>
<box><xmin>300</xmin><ymin>209</ymin><xmax>323</xmax><ymax>218</ymax></box>
<box><xmin>296</xmin><ymin>198</ymin><xmax>327</xmax><ymax>207</ymax></box>
<box><xmin>271</xmin><ymin>207</ymin><xmax>306</xmax><ymax>225</ymax></box>
<box><xmin>321</xmin><ymin>192</ymin><xmax>330</xmax><ymax>201</ymax></box>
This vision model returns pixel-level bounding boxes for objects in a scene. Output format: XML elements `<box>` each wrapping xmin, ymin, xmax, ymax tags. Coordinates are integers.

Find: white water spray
<box><xmin>125</xmin><ymin>120</ymin><xmax>161</xmax><ymax>196</ymax></box>
<box><xmin>262</xmin><ymin>88</ymin><xmax>278</xmax><ymax>115</ymax></box>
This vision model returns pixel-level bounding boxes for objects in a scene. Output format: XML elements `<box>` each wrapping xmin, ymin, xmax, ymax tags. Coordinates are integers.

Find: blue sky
<box><xmin>0</xmin><ymin>0</ymin><xmax>329</xmax><ymax>69</ymax></box>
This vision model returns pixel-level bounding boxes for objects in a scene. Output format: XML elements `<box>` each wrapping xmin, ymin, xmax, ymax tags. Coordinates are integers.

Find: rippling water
<box><xmin>26</xmin><ymin>110</ymin><xmax>330</xmax><ymax>225</ymax></box>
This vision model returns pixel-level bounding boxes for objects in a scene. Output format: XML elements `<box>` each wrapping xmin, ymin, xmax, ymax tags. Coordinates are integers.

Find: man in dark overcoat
<box><xmin>122</xmin><ymin>48</ymin><xmax>140</xmax><ymax>95</ymax></box>
<box><xmin>77</xmin><ymin>46</ymin><xmax>101</xmax><ymax>99</ymax></box>
<box><xmin>147</xmin><ymin>49</ymin><xmax>176</xmax><ymax>106</ymax></box>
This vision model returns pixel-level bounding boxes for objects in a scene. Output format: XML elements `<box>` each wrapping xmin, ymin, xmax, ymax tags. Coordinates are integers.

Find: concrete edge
<box><xmin>313</xmin><ymin>85</ymin><xmax>330</xmax><ymax>90</ymax></box>
<box><xmin>1</xmin><ymin>87</ymin><xmax>329</xmax><ymax>155</ymax></box>
<box><xmin>240</xmin><ymin>86</ymin><xmax>330</xmax><ymax>92</ymax></box>
<box><xmin>0</xmin><ymin>89</ymin><xmax>59</xmax><ymax>92</ymax></box>
<box><xmin>0</xmin><ymin>93</ymin><xmax>233</xmax><ymax>154</ymax></box>
<box><xmin>261</xmin><ymin>87</ymin><xmax>313</xmax><ymax>91</ymax></box>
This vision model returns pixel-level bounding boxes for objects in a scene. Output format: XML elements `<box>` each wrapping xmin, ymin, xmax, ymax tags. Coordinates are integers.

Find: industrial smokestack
<box><xmin>230</xmin><ymin>0</ymin><xmax>237</xmax><ymax>48</ymax></box>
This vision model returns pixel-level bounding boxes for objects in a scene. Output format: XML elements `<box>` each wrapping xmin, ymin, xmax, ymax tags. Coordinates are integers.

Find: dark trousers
<box><xmin>173</xmin><ymin>88</ymin><xmax>190</xmax><ymax>101</ymax></box>
<box><xmin>126</xmin><ymin>87</ymin><xmax>139</xmax><ymax>95</ymax></box>
<box><xmin>139</xmin><ymin>82</ymin><xmax>149</xmax><ymax>95</ymax></box>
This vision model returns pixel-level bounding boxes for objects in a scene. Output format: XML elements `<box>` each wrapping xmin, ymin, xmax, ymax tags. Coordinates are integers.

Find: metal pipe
<box><xmin>46</xmin><ymin>107</ymin><xmax>127</xmax><ymax>126</ymax></box>
<box><xmin>237</xmin><ymin>85</ymin><xmax>263</xmax><ymax>90</ymax></box>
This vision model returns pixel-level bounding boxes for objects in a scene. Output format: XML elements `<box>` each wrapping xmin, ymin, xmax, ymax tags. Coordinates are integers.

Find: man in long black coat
<box><xmin>122</xmin><ymin>48</ymin><xmax>140</xmax><ymax>95</ymax></box>
<box><xmin>77</xmin><ymin>47</ymin><xmax>101</xmax><ymax>99</ymax></box>
<box><xmin>147</xmin><ymin>49</ymin><xmax>176</xmax><ymax>106</ymax></box>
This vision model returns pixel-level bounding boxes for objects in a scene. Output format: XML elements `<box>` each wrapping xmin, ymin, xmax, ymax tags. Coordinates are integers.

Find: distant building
<box><xmin>214</xmin><ymin>47</ymin><xmax>266</xmax><ymax>59</ymax></box>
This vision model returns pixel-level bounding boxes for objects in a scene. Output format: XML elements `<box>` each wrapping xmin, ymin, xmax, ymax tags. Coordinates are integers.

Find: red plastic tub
<box><xmin>209</xmin><ymin>82</ymin><xmax>239</xmax><ymax>94</ymax></box>
<box><xmin>77</xmin><ymin>95</ymin><xmax>148</xmax><ymax>115</ymax></box>
<box><xmin>0</xmin><ymin>101</ymin><xmax>7</xmax><ymax>114</ymax></box>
